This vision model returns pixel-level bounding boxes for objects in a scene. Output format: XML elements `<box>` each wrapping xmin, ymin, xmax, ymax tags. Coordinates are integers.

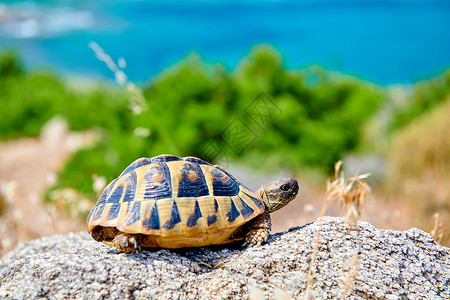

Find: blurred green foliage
<box><xmin>389</xmin><ymin>70</ymin><xmax>450</xmax><ymax>132</ymax></box>
<box><xmin>0</xmin><ymin>53</ymin><xmax>131</xmax><ymax>139</ymax></box>
<box><xmin>0</xmin><ymin>46</ymin><xmax>386</xmax><ymax>201</ymax></box>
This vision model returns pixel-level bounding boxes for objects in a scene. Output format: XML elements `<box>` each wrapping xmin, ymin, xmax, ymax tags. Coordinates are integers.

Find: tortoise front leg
<box><xmin>244</xmin><ymin>211</ymin><xmax>272</xmax><ymax>246</ymax></box>
<box><xmin>112</xmin><ymin>233</ymin><xmax>142</xmax><ymax>253</ymax></box>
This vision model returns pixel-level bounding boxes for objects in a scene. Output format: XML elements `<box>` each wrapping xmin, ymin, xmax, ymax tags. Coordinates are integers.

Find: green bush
<box><xmin>0</xmin><ymin>55</ymin><xmax>131</xmax><ymax>139</ymax></box>
<box><xmin>0</xmin><ymin>52</ymin><xmax>23</xmax><ymax>78</ymax></box>
<box><xmin>0</xmin><ymin>72</ymin><xmax>67</xmax><ymax>138</ymax></box>
<box><xmin>231</xmin><ymin>46</ymin><xmax>385</xmax><ymax>171</ymax></box>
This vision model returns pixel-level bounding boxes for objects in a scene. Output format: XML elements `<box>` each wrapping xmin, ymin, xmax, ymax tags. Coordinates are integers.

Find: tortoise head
<box><xmin>257</xmin><ymin>178</ymin><xmax>299</xmax><ymax>213</ymax></box>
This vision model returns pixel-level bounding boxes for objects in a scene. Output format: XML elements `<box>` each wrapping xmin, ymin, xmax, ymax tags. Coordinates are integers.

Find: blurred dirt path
<box><xmin>0</xmin><ymin>119</ymin><xmax>93</xmax><ymax>255</ymax></box>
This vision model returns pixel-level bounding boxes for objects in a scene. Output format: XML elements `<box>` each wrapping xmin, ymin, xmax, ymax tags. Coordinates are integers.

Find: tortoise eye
<box><xmin>280</xmin><ymin>183</ymin><xmax>290</xmax><ymax>191</ymax></box>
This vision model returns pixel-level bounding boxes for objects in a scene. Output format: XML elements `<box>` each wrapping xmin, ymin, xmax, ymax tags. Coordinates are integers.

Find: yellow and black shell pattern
<box><xmin>87</xmin><ymin>155</ymin><xmax>265</xmax><ymax>248</ymax></box>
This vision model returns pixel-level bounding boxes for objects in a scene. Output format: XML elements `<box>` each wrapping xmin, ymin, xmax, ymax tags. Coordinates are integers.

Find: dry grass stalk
<box><xmin>88</xmin><ymin>41</ymin><xmax>179</xmax><ymax>154</ymax></box>
<box><xmin>0</xmin><ymin>181</ymin><xmax>20</xmax><ymax>256</ymax></box>
<box><xmin>328</xmin><ymin>162</ymin><xmax>371</xmax><ymax>228</ymax></box>
<box><xmin>306</xmin><ymin>161</ymin><xmax>370</xmax><ymax>291</ymax></box>
<box><xmin>197</xmin><ymin>256</ymin><xmax>230</xmax><ymax>269</ymax></box>
<box><xmin>338</xmin><ymin>174</ymin><xmax>371</xmax><ymax>228</ymax></box>
<box><xmin>45</xmin><ymin>204</ymin><xmax>59</xmax><ymax>235</ymax></box>
<box><xmin>430</xmin><ymin>213</ymin><xmax>444</xmax><ymax>244</ymax></box>
<box><xmin>88</xmin><ymin>41</ymin><xmax>148</xmax><ymax>114</ymax></box>
<box><xmin>339</xmin><ymin>252</ymin><xmax>359</xmax><ymax>299</ymax></box>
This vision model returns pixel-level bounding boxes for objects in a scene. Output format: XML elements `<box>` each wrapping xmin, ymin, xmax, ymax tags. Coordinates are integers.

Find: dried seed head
<box><xmin>326</xmin><ymin>162</ymin><xmax>372</xmax><ymax>228</ymax></box>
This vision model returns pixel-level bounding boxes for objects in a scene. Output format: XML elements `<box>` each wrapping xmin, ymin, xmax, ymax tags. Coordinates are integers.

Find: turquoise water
<box><xmin>1</xmin><ymin>0</ymin><xmax>449</xmax><ymax>85</ymax></box>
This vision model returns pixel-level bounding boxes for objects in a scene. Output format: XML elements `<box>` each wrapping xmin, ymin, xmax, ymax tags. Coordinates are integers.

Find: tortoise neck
<box><xmin>257</xmin><ymin>186</ymin><xmax>271</xmax><ymax>211</ymax></box>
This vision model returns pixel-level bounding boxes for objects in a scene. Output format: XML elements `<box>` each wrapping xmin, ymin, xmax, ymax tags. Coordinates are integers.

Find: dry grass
<box><xmin>389</xmin><ymin>98</ymin><xmax>450</xmax><ymax>178</ymax></box>
<box><xmin>326</xmin><ymin>162</ymin><xmax>371</xmax><ymax>228</ymax></box>
<box><xmin>430</xmin><ymin>213</ymin><xmax>444</xmax><ymax>244</ymax></box>
<box><xmin>0</xmin><ymin>181</ymin><xmax>20</xmax><ymax>256</ymax></box>
<box><xmin>48</xmin><ymin>188</ymin><xmax>93</xmax><ymax>220</ymax></box>
<box><xmin>387</xmin><ymin>98</ymin><xmax>450</xmax><ymax>245</ymax></box>
<box><xmin>197</xmin><ymin>256</ymin><xmax>231</xmax><ymax>269</ymax></box>
<box><xmin>306</xmin><ymin>161</ymin><xmax>370</xmax><ymax>293</ymax></box>
<box><xmin>88</xmin><ymin>41</ymin><xmax>179</xmax><ymax>154</ymax></box>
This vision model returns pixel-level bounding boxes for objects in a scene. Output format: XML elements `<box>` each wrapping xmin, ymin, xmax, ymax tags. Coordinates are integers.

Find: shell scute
<box><xmin>107</xmin><ymin>186</ymin><xmax>124</xmax><ymax>203</ymax></box>
<box><xmin>142</xmin><ymin>202</ymin><xmax>160</xmax><ymax>230</ymax></box>
<box><xmin>95</xmin><ymin>179</ymin><xmax>117</xmax><ymax>208</ymax></box>
<box><xmin>186</xmin><ymin>200</ymin><xmax>202</xmax><ymax>227</ymax></box>
<box><xmin>210</xmin><ymin>168</ymin><xmax>240</xmax><ymax>196</ymax></box>
<box><xmin>162</xmin><ymin>200</ymin><xmax>182</xmax><ymax>230</ymax></box>
<box><xmin>142</xmin><ymin>163</ymin><xmax>172</xmax><ymax>201</ymax></box>
<box><xmin>237</xmin><ymin>196</ymin><xmax>255</xmax><ymax>219</ymax></box>
<box><xmin>176</xmin><ymin>162</ymin><xmax>209</xmax><ymax>198</ymax></box>
<box><xmin>107</xmin><ymin>203</ymin><xmax>121</xmax><ymax>221</ymax></box>
<box><xmin>215</xmin><ymin>197</ymin><xmax>245</xmax><ymax>229</ymax></box>
<box><xmin>122</xmin><ymin>171</ymin><xmax>137</xmax><ymax>202</ymax></box>
<box><xmin>152</xmin><ymin>197</ymin><xmax>181</xmax><ymax>236</ymax></box>
<box><xmin>207</xmin><ymin>214</ymin><xmax>217</xmax><ymax>226</ymax></box>
<box><xmin>92</xmin><ymin>203</ymin><xmax>105</xmax><ymax>222</ymax></box>
<box><xmin>197</xmin><ymin>197</ymin><xmax>225</xmax><ymax>232</ymax></box>
<box><xmin>125</xmin><ymin>201</ymin><xmax>141</xmax><ymax>226</ymax></box>
<box><xmin>226</xmin><ymin>198</ymin><xmax>241</xmax><ymax>222</ymax></box>
<box><xmin>243</xmin><ymin>191</ymin><xmax>264</xmax><ymax>210</ymax></box>
<box><xmin>120</xmin><ymin>158</ymin><xmax>152</xmax><ymax>177</ymax></box>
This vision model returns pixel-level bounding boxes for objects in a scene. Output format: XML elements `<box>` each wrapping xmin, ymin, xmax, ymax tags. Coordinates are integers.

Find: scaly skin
<box><xmin>244</xmin><ymin>211</ymin><xmax>271</xmax><ymax>246</ymax></box>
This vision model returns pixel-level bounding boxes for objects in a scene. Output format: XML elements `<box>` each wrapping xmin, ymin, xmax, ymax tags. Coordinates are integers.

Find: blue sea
<box><xmin>0</xmin><ymin>0</ymin><xmax>449</xmax><ymax>85</ymax></box>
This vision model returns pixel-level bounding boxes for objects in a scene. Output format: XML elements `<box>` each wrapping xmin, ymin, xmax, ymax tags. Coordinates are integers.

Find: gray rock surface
<box><xmin>1</xmin><ymin>217</ymin><xmax>449</xmax><ymax>299</ymax></box>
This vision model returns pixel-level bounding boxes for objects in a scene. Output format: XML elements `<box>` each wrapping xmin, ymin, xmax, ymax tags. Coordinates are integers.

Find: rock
<box><xmin>1</xmin><ymin>217</ymin><xmax>449</xmax><ymax>299</ymax></box>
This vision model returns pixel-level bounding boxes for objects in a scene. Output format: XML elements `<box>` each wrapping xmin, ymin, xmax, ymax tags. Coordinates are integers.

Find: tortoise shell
<box><xmin>87</xmin><ymin>155</ymin><xmax>265</xmax><ymax>248</ymax></box>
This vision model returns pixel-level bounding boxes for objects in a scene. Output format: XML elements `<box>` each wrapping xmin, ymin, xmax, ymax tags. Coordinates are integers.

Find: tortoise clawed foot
<box><xmin>243</xmin><ymin>211</ymin><xmax>271</xmax><ymax>247</ymax></box>
<box><xmin>243</xmin><ymin>229</ymin><xmax>269</xmax><ymax>247</ymax></box>
<box><xmin>113</xmin><ymin>234</ymin><xmax>141</xmax><ymax>253</ymax></box>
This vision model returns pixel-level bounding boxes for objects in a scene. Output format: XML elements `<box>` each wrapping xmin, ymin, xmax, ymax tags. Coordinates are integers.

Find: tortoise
<box><xmin>87</xmin><ymin>154</ymin><xmax>299</xmax><ymax>252</ymax></box>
